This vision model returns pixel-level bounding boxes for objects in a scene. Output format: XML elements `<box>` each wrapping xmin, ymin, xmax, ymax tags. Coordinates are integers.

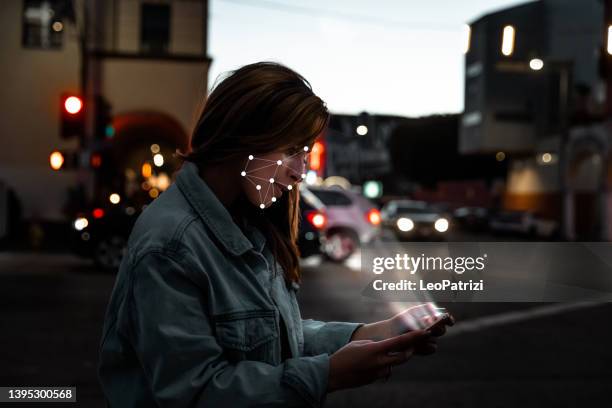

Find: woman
<box><xmin>98</xmin><ymin>61</ymin><xmax>452</xmax><ymax>407</ymax></box>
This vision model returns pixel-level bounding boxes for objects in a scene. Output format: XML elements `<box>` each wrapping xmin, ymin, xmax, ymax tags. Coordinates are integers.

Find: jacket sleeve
<box><xmin>301</xmin><ymin>319</ymin><xmax>364</xmax><ymax>356</ymax></box>
<box><xmin>123</xmin><ymin>249</ymin><xmax>329</xmax><ymax>408</ymax></box>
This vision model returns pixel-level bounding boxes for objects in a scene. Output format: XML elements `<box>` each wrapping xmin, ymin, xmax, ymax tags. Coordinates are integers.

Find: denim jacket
<box><xmin>98</xmin><ymin>161</ymin><xmax>362</xmax><ymax>407</ymax></box>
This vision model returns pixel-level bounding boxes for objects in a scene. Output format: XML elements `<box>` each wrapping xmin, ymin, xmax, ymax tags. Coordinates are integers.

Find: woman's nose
<box><xmin>288</xmin><ymin>170</ymin><xmax>302</xmax><ymax>183</ymax></box>
<box><xmin>286</xmin><ymin>161</ymin><xmax>305</xmax><ymax>183</ymax></box>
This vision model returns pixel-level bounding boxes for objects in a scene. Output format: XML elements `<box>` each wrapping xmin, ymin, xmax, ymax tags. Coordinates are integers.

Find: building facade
<box><xmin>0</xmin><ymin>0</ymin><xmax>210</xmax><ymax>225</ymax></box>
<box><xmin>461</xmin><ymin>0</ymin><xmax>612</xmax><ymax>240</ymax></box>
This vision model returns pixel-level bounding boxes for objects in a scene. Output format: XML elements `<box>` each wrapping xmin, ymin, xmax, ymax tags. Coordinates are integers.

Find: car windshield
<box><xmin>397</xmin><ymin>206</ymin><xmax>433</xmax><ymax>214</ymax></box>
<box><xmin>299</xmin><ymin>186</ymin><xmax>326</xmax><ymax>210</ymax></box>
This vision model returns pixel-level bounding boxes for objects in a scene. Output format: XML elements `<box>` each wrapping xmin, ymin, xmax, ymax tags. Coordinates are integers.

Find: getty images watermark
<box><xmin>360</xmin><ymin>242</ymin><xmax>612</xmax><ymax>302</ymax></box>
<box><xmin>371</xmin><ymin>252</ymin><xmax>486</xmax><ymax>292</ymax></box>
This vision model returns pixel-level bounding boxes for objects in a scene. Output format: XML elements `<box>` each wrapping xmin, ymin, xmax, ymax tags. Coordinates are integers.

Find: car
<box><xmin>453</xmin><ymin>206</ymin><xmax>490</xmax><ymax>232</ymax></box>
<box><xmin>298</xmin><ymin>187</ymin><xmax>327</xmax><ymax>258</ymax></box>
<box><xmin>71</xmin><ymin>192</ymin><xmax>327</xmax><ymax>271</ymax></box>
<box><xmin>380</xmin><ymin>199</ymin><xmax>450</xmax><ymax>240</ymax></box>
<box><xmin>70</xmin><ymin>204</ymin><xmax>138</xmax><ymax>270</ymax></box>
<box><xmin>306</xmin><ymin>186</ymin><xmax>382</xmax><ymax>262</ymax></box>
<box><xmin>488</xmin><ymin>210</ymin><xmax>558</xmax><ymax>238</ymax></box>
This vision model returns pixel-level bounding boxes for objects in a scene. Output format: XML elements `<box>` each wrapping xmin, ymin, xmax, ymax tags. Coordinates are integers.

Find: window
<box><xmin>141</xmin><ymin>3</ymin><xmax>171</xmax><ymax>54</ymax></box>
<box><xmin>22</xmin><ymin>0</ymin><xmax>66</xmax><ymax>49</ymax></box>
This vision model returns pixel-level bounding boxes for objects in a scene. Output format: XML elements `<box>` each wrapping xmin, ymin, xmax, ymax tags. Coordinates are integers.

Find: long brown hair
<box><xmin>178</xmin><ymin>61</ymin><xmax>329</xmax><ymax>283</ymax></box>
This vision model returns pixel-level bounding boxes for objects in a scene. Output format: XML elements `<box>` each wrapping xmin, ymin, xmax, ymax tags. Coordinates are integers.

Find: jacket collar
<box><xmin>176</xmin><ymin>161</ymin><xmax>256</xmax><ymax>256</ymax></box>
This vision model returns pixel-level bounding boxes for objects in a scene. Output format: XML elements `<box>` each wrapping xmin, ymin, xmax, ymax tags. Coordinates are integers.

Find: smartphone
<box><xmin>424</xmin><ymin>313</ymin><xmax>452</xmax><ymax>332</ymax></box>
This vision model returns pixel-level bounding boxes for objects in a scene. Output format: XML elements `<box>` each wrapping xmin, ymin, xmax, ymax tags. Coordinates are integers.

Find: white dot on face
<box><xmin>248</xmin><ymin>155</ymin><xmax>254</xmax><ymax>160</ymax></box>
<box><xmin>241</xmin><ymin>171</ymin><xmax>246</xmax><ymax>177</ymax></box>
<box><xmin>271</xmin><ymin>197</ymin><xmax>277</xmax><ymax>202</ymax></box>
<box><xmin>269</xmin><ymin>178</ymin><xmax>274</xmax><ymax>183</ymax></box>
<box><xmin>301</xmin><ymin>174</ymin><xmax>306</xmax><ymax>179</ymax></box>
<box><xmin>277</xmin><ymin>160</ymin><xmax>282</xmax><ymax>165</ymax></box>
<box><xmin>256</xmin><ymin>185</ymin><xmax>261</xmax><ymax>190</ymax></box>
<box><xmin>259</xmin><ymin>204</ymin><xmax>265</xmax><ymax>209</ymax></box>
<box><xmin>303</xmin><ymin>146</ymin><xmax>309</xmax><ymax>152</ymax></box>
<box><xmin>287</xmin><ymin>185</ymin><xmax>293</xmax><ymax>190</ymax></box>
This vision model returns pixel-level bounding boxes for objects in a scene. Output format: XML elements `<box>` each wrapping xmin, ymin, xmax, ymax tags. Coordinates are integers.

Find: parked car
<box><xmin>298</xmin><ymin>187</ymin><xmax>328</xmax><ymax>258</ymax></box>
<box><xmin>489</xmin><ymin>210</ymin><xmax>558</xmax><ymax>238</ymax></box>
<box><xmin>72</xmin><ymin>192</ymin><xmax>328</xmax><ymax>270</ymax></box>
<box><xmin>306</xmin><ymin>186</ymin><xmax>382</xmax><ymax>262</ymax></box>
<box><xmin>71</xmin><ymin>204</ymin><xmax>138</xmax><ymax>270</ymax></box>
<box><xmin>453</xmin><ymin>206</ymin><xmax>490</xmax><ymax>232</ymax></box>
<box><xmin>380</xmin><ymin>199</ymin><xmax>450</xmax><ymax>240</ymax></box>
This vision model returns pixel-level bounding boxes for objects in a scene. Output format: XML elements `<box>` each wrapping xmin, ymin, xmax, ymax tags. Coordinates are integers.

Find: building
<box><xmin>0</xmin><ymin>0</ymin><xmax>210</xmax><ymax>228</ymax></box>
<box><xmin>325</xmin><ymin>112</ymin><xmax>403</xmax><ymax>185</ymax></box>
<box><xmin>461</xmin><ymin>0</ymin><xmax>612</xmax><ymax>240</ymax></box>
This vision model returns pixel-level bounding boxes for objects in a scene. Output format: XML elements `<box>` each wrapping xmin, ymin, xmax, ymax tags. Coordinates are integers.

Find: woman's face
<box><xmin>240</xmin><ymin>146</ymin><xmax>310</xmax><ymax>209</ymax></box>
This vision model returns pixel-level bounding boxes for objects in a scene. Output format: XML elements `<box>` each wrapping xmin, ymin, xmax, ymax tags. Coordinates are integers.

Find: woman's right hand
<box><xmin>327</xmin><ymin>330</ymin><xmax>430</xmax><ymax>392</ymax></box>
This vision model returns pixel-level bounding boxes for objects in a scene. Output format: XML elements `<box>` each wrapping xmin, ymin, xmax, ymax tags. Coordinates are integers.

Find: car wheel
<box><xmin>324</xmin><ymin>230</ymin><xmax>358</xmax><ymax>263</ymax></box>
<box><xmin>94</xmin><ymin>235</ymin><xmax>127</xmax><ymax>271</ymax></box>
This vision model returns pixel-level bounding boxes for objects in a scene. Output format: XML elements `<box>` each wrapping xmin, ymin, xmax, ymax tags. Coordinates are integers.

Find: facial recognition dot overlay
<box><xmin>241</xmin><ymin>146</ymin><xmax>309</xmax><ymax>209</ymax></box>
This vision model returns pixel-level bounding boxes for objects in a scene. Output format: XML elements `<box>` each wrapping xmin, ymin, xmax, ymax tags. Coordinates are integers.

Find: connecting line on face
<box><xmin>241</xmin><ymin>146</ymin><xmax>310</xmax><ymax>209</ymax></box>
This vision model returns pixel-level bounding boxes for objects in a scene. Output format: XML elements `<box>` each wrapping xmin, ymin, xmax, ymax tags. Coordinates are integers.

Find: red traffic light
<box><xmin>63</xmin><ymin>95</ymin><xmax>83</xmax><ymax>114</ymax></box>
<box><xmin>60</xmin><ymin>93</ymin><xmax>85</xmax><ymax>139</ymax></box>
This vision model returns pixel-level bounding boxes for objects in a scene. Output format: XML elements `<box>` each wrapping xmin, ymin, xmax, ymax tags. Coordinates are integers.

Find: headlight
<box><xmin>74</xmin><ymin>217</ymin><xmax>89</xmax><ymax>231</ymax></box>
<box><xmin>396</xmin><ymin>217</ymin><xmax>414</xmax><ymax>232</ymax></box>
<box><xmin>434</xmin><ymin>218</ymin><xmax>449</xmax><ymax>232</ymax></box>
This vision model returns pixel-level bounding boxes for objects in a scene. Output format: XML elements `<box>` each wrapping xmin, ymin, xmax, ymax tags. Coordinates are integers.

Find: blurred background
<box><xmin>1</xmin><ymin>0</ymin><xmax>611</xmax><ymax>406</ymax></box>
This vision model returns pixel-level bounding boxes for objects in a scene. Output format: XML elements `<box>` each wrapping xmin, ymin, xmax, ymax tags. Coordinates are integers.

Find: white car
<box><xmin>305</xmin><ymin>186</ymin><xmax>382</xmax><ymax>262</ymax></box>
<box><xmin>380</xmin><ymin>200</ymin><xmax>451</xmax><ymax>240</ymax></box>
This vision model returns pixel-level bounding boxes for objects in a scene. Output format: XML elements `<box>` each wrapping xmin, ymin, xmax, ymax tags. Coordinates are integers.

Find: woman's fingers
<box><xmin>415</xmin><ymin>341</ymin><xmax>438</xmax><ymax>355</ymax></box>
<box><xmin>429</xmin><ymin>323</ymin><xmax>446</xmax><ymax>337</ymax></box>
<box><xmin>380</xmin><ymin>348</ymin><xmax>414</xmax><ymax>366</ymax></box>
<box><xmin>420</xmin><ymin>313</ymin><xmax>455</xmax><ymax>336</ymax></box>
<box><xmin>374</xmin><ymin>330</ymin><xmax>430</xmax><ymax>354</ymax></box>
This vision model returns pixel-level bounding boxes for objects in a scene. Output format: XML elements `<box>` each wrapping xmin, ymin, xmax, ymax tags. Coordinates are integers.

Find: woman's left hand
<box><xmin>350</xmin><ymin>305</ymin><xmax>455</xmax><ymax>355</ymax></box>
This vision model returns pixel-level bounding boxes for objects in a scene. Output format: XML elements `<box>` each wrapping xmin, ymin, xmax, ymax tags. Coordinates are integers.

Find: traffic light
<box><xmin>94</xmin><ymin>95</ymin><xmax>114</xmax><ymax>140</ymax></box>
<box><xmin>49</xmin><ymin>150</ymin><xmax>64</xmax><ymax>170</ymax></box>
<box><xmin>49</xmin><ymin>150</ymin><xmax>79</xmax><ymax>170</ymax></box>
<box><xmin>60</xmin><ymin>93</ymin><xmax>84</xmax><ymax>139</ymax></box>
<box><xmin>309</xmin><ymin>140</ymin><xmax>325</xmax><ymax>172</ymax></box>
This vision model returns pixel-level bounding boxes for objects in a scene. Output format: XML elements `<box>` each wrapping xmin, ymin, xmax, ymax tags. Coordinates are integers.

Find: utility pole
<box><xmin>556</xmin><ymin>61</ymin><xmax>574</xmax><ymax>241</ymax></box>
<box><xmin>602</xmin><ymin>0</ymin><xmax>612</xmax><ymax>241</ymax></box>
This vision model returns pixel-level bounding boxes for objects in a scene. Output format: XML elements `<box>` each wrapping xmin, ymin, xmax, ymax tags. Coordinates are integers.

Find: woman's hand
<box><xmin>327</xmin><ymin>330</ymin><xmax>430</xmax><ymax>392</ymax></box>
<box><xmin>350</xmin><ymin>305</ymin><xmax>455</xmax><ymax>355</ymax></box>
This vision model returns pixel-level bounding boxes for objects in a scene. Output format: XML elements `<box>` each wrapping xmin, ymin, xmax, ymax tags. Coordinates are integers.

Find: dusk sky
<box><xmin>208</xmin><ymin>0</ymin><xmax>531</xmax><ymax>117</ymax></box>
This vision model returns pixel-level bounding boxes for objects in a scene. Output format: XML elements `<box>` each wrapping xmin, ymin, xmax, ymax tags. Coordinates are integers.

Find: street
<box><xmin>1</xmin><ymin>243</ymin><xmax>611</xmax><ymax>407</ymax></box>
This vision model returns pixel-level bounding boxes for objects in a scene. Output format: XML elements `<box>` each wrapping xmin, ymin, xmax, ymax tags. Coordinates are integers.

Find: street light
<box><xmin>462</xmin><ymin>24</ymin><xmax>471</xmax><ymax>54</ymax></box>
<box><xmin>153</xmin><ymin>153</ymin><xmax>164</xmax><ymax>167</ymax></box>
<box><xmin>109</xmin><ymin>193</ymin><xmax>121</xmax><ymax>205</ymax></box>
<box><xmin>49</xmin><ymin>150</ymin><xmax>64</xmax><ymax>170</ymax></box>
<box><xmin>529</xmin><ymin>58</ymin><xmax>544</xmax><ymax>71</ymax></box>
<box><xmin>607</xmin><ymin>25</ymin><xmax>612</xmax><ymax>55</ymax></box>
<box><xmin>501</xmin><ymin>25</ymin><xmax>515</xmax><ymax>56</ymax></box>
<box><xmin>528</xmin><ymin>58</ymin><xmax>574</xmax><ymax>239</ymax></box>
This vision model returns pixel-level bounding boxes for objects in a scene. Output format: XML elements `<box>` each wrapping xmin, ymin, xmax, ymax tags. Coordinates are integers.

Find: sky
<box><xmin>208</xmin><ymin>0</ymin><xmax>531</xmax><ymax>117</ymax></box>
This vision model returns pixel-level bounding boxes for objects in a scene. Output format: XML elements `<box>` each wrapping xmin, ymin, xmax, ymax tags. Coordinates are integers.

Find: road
<box><xmin>0</xmin><ymin>243</ymin><xmax>610</xmax><ymax>407</ymax></box>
